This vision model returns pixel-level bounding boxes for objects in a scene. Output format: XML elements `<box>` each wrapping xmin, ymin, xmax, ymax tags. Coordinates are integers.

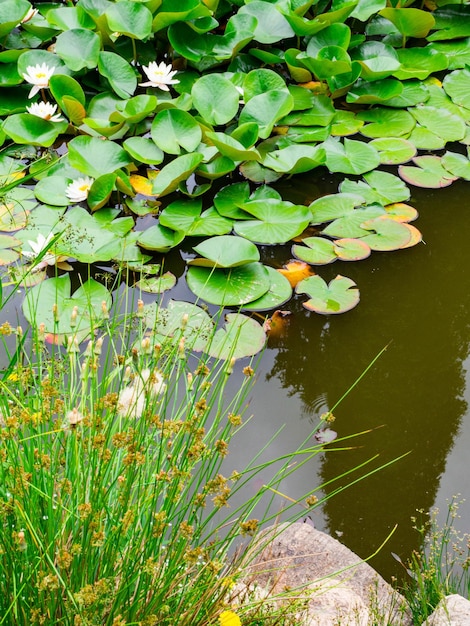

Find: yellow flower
<box><xmin>219</xmin><ymin>610</ymin><xmax>241</xmax><ymax>626</ymax></box>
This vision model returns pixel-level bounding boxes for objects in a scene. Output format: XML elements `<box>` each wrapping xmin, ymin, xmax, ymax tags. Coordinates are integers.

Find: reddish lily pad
<box><xmin>334</xmin><ymin>238</ymin><xmax>371</xmax><ymax>261</ymax></box>
<box><xmin>398</xmin><ymin>155</ymin><xmax>458</xmax><ymax>188</ymax></box>
<box><xmin>384</xmin><ymin>203</ymin><xmax>418</xmax><ymax>223</ymax></box>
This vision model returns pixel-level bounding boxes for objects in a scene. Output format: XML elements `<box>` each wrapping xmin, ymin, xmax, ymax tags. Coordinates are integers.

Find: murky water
<box><xmin>2</xmin><ymin>175</ymin><xmax>470</xmax><ymax>584</ymax></box>
<box><xmin>238</xmin><ymin>175</ymin><xmax>470</xmax><ymax>582</ymax></box>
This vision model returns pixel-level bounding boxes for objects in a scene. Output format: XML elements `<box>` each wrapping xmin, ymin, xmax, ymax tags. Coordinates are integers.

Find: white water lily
<box><xmin>65</xmin><ymin>177</ymin><xmax>94</xmax><ymax>203</ymax></box>
<box><xmin>139</xmin><ymin>61</ymin><xmax>179</xmax><ymax>91</ymax></box>
<box><xmin>22</xmin><ymin>63</ymin><xmax>55</xmax><ymax>98</ymax></box>
<box><xmin>26</xmin><ymin>101</ymin><xmax>64</xmax><ymax>122</ymax></box>
<box><xmin>22</xmin><ymin>233</ymin><xmax>57</xmax><ymax>269</ymax></box>
<box><xmin>117</xmin><ymin>369</ymin><xmax>166</xmax><ymax>419</ymax></box>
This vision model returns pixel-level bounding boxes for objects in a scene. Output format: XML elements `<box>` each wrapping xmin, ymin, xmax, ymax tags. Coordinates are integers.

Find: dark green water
<box><xmin>235</xmin><ymin>176</ymin><xmax>470</xmax><ymax>582</ymax></box>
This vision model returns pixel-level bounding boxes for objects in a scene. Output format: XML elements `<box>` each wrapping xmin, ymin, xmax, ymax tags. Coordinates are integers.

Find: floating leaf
<box><xmin>239</xmin><ymin>90</ymin><xmax>294</xmax><ymax>139</ymax></box>
<box><xmin>55</xmin><ymin>28</ymin><xmax>100</xmax><ymax>71</ymax></box>
<box><xmin>144</xmin><ymin>300</ymin><xmax>213</xmax><ymax>353</ymax></box>
<box><xmin>160</xmin><ymin>199</ymin><xmax>232</xmax><ymax>236</ymax></box>
<box><xmin>340</xmin><ymin>171</ymin><xmax>410</xmax><ymax>204</ymax></box>
<box><xmin>384</xmin><ymin>203</ymin><xmax>418</xmax><ymax>223</ymax></box>
<box><xmin>234</xmin><ymin>199</ymin><xmax>310</xmax><ymax>244</ymax></box>
<box><xmin>379</xmin><ymin>8</ymin><xmax>435</xmax><ymax>39</ymax></box>
<box><xmin>359</xmin><ymin>216</ymin><xmax>412</xmax><ymax>251</ymax></box>
<box><xmin>2</xmin><ymin>115</ymin><xmax>68</xmax><ymax>147</ymax></box>
<box><xmin>213</xmin><ymin>182</ymin><xmax>251</xmax><ymax>220</ymax></box>
<box><xmin>22</xmin><ymin>274</ymin><xmax>111</xmax><ymax>338</ymax></box>
<box><xmin>191</xmin><ymin>74</ymin><xmax>240</xmax><ymax>125</ymax></box>
<box><xmin>292</xmin><ymin>237</ymin><xmax>337</xmax><ymax>265</ymax></box>
<box><xmin>205</xmin><ymin>313</ymin><xmax>266</xmax><ymax>360</ymax></box>
<box><xmin>68</xmin><ymin>136</ymin><xmax>131</xmax><ymax>178</ymax></box>
<box><xmin>262</xmin><ymin>144</ymin><xmax>325</xmax><ymax>174</ymax></box>
<box><xmin>398</xmin><ymin>155</ymin><xmax>458</xmax><ymax>188</ymax></box>
<box><xmin>0</xmin><ymin>202</ymin><xmax>29</xmax><ymax>231</ymax></box>
<box><xmin>242</xmin><ymin>266</ymin><xmax>293</xmax><ymax>311</ymax></box>
<box><xmin>324</xmin><ymin>137</ymin><xmax>380</xmax><ymax>175</ymax></box>
<box><xmin>137</xmin><ymin>224</ymin><xmax>185</xmax><ymax>253</ymax></box>
<box><xmin>346</xmin><ymin>78</ymin><xmax>403</xmax><ymax>104</ymax></box>
<box><xmin>334</xmin><ymin>238</ymin><xmax>371</xmax><ymax>261</ymax></box>
<box><xmin>393</xmin><ymin>47</ymin><xmax>448</xmax><ymax>81</ymax></box>
<box><xmin>238</xmin><ymin>1</ymin><xmax>295</xmax><ymax>44</ymax></box>
<box><xmin>296</xmin><ymin>274</ymin><xmax>360</xmax><ymax>315</ymax></box>
<box><xmin>151</xmin><ymin>109</ymin><xmax>202</xmax><ymax>155</ymax></box>
<box><xmin>189</xmin><ymin>235</ymin><xmax>260</xmax><ymax>268</ymax></box>
<box><xmin>135</xmin><ymin>272</ymin><xmax>176</xmax><ymax>294</ymax></box>
<box><xmin>98</xmin><ymin>51</ymin><xmax>137</xmax><ymax>99</ymax></box>
<box><xmin>369</xmin><ymin>138</ymin><xmax>417</xmax><ymax>165</ymax></box>
<box><xmin>186</xmin><ymin>263</ymin><xmax>271</xmax><ymax>306</ymax></box>
<box><xmin>151</xmin><ymin>153</ymin><xmax>205</xmax><ymax>197</ymax></box>
<box><xmin>442</xmin><ymin>69</ymin><xmax>470</xmax><ymax>110</ymax></box>
<box><xmin>357</xmin><ymin>109</ymin><xmax>415</xmax><ymax>139</ymax></box>
<box><xmin>441</xmin><ymin>151</ymin><xmax>470</xmax><ymax>181</ymax></box>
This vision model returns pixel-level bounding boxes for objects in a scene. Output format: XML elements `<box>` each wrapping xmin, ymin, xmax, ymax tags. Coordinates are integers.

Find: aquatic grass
<box><xmin>0</xmin><ymin>268</ymin><xmax>402</xmax><ymax>625</ymax></box>
<box><xmin>399</xmin><ymin>497</ymin><xmax>470</xmax><ymax>623</ymax></box>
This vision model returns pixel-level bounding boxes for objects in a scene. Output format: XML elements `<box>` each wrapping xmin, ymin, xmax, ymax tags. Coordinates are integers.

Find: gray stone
<box><xmin>425</xmin><ymin>594</ymin><xmax>470</xmax><ymax>625</ymax></box>
<box><xmin>243</xmin><ymin>522</ymin><xmax>412</xmax><ymax>625</ymax></box>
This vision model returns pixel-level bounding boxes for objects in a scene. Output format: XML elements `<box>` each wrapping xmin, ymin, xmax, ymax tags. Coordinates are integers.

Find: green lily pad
<box><xmin>105</xmin><ymin>1</ymin><xmax>152</xmax><ymax>40</ymax></box>
<box><xmin>359</xmin><ymin>216</ymin><xmax>412</xmax><ymax>251</ymax></box>
<box><xmin>442</xmin><ymin>69</ymin><xmax>470</xmax><ymax>110</ymax></box>
<box><xmin>191</xmin><ymin>74</ymin><xmax>240</xmax><ymax>125</ymax></box>
<box><xmin>2</xmin><ymin>114</ymin><xmax>68</xmax><ymax>147</ymax></box>
<box><xmin>0</xmin><ymin>201</ymin><xmax>29</xmax><ymax>231</ymax></box>
<box><xmin>279</xmin><ymin>95</ymin><xmax>335</xmax><ymax>127</ymax></box>
<box><xmin>151</xmin><ymin>109</ymin><xmax>202</xmax><ymax>155</ymax></box>
<box><xmin>143</xmin><ymin>299</ymin><xmax>214</xmax><ymax>353</ymax></box>
<box><xmin>151</xmin><ymin>153</ymin><xmax>205</xmax><ymax>197</ymax></box>
<box><xmin>384</xmin><ymin>203</ymin><xmax>418</xmax><ymax>223</ymax></box>
<box><xmin>398</xmin><ymin>155</ymin><xmax>458</xmax><ymax>188</ymax></box>
<box><xmin>204</xmin><ymin>131</ymin><xmax>260</xmax><ymax>162</ymax></box>
<box><xmin>293</xmin><ymin>236</ymin><xmax>337</xmax><ymax>265</ymax></box>
<box><xmin>238</xmin><ymin>1</ymin><xmax>294</xmax><ymax>44</ymax></box>
<box><xmin>234</xmin><ymin>199</ymin><xmax>311</xmax><ymax>244</ymax></box>
<box><xmin>369</xmin><ymin>138</ymin><xmax>417</xmax><ymax>165</ymax></box>
<box><xmin>262</xmin><ymin>144</ymin><xmax>325</xmax><ymax>174</ymax></box>
<box><xmin>137</xmin><ymin>224</ymin><xmax>185</xmax><ymax>253</ymax></box>
<box><xmin>379</xmin><ymin>7</ymin><xmax>435</xmax><ymax>39</ymax></box>
<box><xmin>330</xmin><ymin>111</ymin><xmax>364</xmax><ymax>137</ymax></box>
<box><xmin>346</xmin><ymin>78</ymin><xmax>403</xmax><ymax>105</ymax></box>
<box><xmin>357</xmin><ymin>109</ymin><xmax>415</xmax><ymax>139</ymax></box>
<box><xmin>213</xmin><ymin>182</ymin><xmax>251</xmax><ymax>220</ymax></box>
<box><xmin>310</xmin><ymin>193</ymin><xmax>366</xmax><ymax>225</ymax></box>
<box><xmin>159</xmin><ymin>200</ymin><xmax>232</xmax><ymax>237</ymax></box>
<box><xmin>351</xmin><ymin>41</ymin><xmax>400</xmax><ymax>81</ymax></box>
<box><xmin>239</xmin><ymin>161</ymin><xmax>283</xmax><ymax>184</ymax></box>
<box><xmin>239</xmin><ymin>90</ymin><xmax>294</xmax><ymax>139</ymax></box>
<box><xmin>393</xmin><ymin>47</ymin><xmax>448</xmax><ymax>81</ymax></box>
<box><xmin>189</xmin><ymin>235</ymin><xmax>260</xmax><ymax>268</ymax></box>
<box><xmin>67</xmin><ymin>136</ymin><xmax>131</xmax><ymax>178</ymax></box>
<box><xmin>324</xmin><ymin>137</ymin><xmax>380</xmax><ymax>175</ymax></box>
<box><xmin>409</xmin><ymin>106</ymin><xmax>466</xmax><ymax>143</ymax></box>
<box><xmin>441</xmin><ymin>151</ymin><xmax>470</xmax><ymax>181</ymax></box>
<box><xmin>187</xmin><ymin>263</ymin><xmax>271</xmax><ymax>306</ymax></box>
<box><xmin>242</xmin><ymin>266</ymin><xmax>293</xmax><ymax>312</ymax></box>
<box><xmin>427</xmin><ymin>39</ymin><xmax>470</xmax><ymax>71</ymax></box>
<box><xmin>340</xmin><ymin>170</ymin><xmax>410</xmax><ymax>204</ymax></box>
<box><xmin>296</xmin><ymin>274</ymin><xmax>360</xmax><ymax>315</ymax></box>
<box><xmin>22</xmin><ymin>274</ymin><xmax>111</xmax><ymax>338</ymax></box>
<box><xmin>123</xmin><ymin>137</ymin><xmax>163</xmax><ymax>165</ymax></box>
<box><xmin>382</xmin><ymin>80</ymin><xmax>429</xmax><ymax>108</ymax></box>
<box><xmin>98</xmin><ymin>51</ymin><xmax>137</xmax><ymax>99</ymax></box>
<box><xmin>55</xmin><ymin>28</ymin><xmax>100</xmax><ymax>72</ymax></box>
<box><xmin>135</xmin><ymin>272</ymin><xmax>177</xmax><ymax>294</ymax></box>
<box><xmin>205</xmin><ymin>313</ymin><xmax>266</xmax><ymax>360</ymax></box>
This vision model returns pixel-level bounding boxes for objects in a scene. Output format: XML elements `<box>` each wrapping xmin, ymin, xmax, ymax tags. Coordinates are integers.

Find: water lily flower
<box><xmin>139</xmin><ymin>61</ymin><xmax>179</xmax><ymax>91</ymax></box>
<box><xmin>21</xmin><ymin>233</ymin><xmax>64</xmax><ymax>271</ymax></box>
<box><xmin>26</xmin><ymin>102</ymin><xmax>64</xmax><ymax>122</ymax></box>
<box><xmin>20</xmin><ymin>7</ymin><xmax>39</xmax><ymax>24</ymax></box>
<box><xmin>65</xmin><ymin>177</ymin><xmax>94</xmax><ymax>203</ymax></box>
<box><xmin>22</xmin><ymin>63</ymin><xmax>55</xmax><ymax>98</ymax></box>
<box><xmin>117</xmin><ymin>369</ymin><xmax>166</xmax><ymax>419</ymax></box>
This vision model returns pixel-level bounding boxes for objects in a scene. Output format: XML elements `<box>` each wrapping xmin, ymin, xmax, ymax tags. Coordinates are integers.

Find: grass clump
<box><xmin>401</xmin><ymin>497</ymin><xmax>470</xmax><ymax>623</ymax></box>
<box><xmin>0</xmin><ymin>287</ymin><xmax>336</xmax><ymax>626</ymax></box>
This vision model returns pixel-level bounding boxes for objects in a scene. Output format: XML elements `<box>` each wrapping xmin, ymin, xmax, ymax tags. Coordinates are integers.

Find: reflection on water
<box><xmin>248</xmin><ymin>177</ymin><xmax>470</xmax><ymax>581</ymax></box>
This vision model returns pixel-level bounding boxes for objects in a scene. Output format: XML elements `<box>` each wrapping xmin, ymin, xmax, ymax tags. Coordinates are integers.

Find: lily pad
<box><xmin>296</xmin><ymin>274</ymin><xmax>360</xmax><ymax>315</ymax></box>
<box><xmin>205</xmin><ymin>313</ymin><xmax>266</xmax><ymax>360</ymax></box>
<box><xmin>187</xmin><ymin>262</ymin><xmax>271</xmax><ymax>306</ymax></box>
<box><xmin>135</xmin><ymin>272</ymin><xmax>177</xmax><ymax>294</ymax></box>
<box><xmin>357</xmin><ymin>109</ymin><xmax>415</xmax><ymax>139</ymax></box>
<box><xmin>22</xmin><ymin>274</ymin><xmax>111</xmax><ymax>338</ymax></box>
<box><xmin>234</xmin><ymin>199</ymin><xmax>311</xmax><ymax>244</ymax></box>
<box><xmin>340</xmin><ymin>171</ymin><xmax>410</xmax><ymax>204</ymax></box>
<box><xmin>159</xmin><ymin>200</ymin><xmax>232</xmax><ymax>237</ymax></box>
<box><xmin>441</xmin><ymin>151</ymin><xmax>470</xmax><ymax>181</ymax></box>
<box><xmin>144</xmin><ymin>300</ymin><xmax>214</xmax><ymax>353</ymax></box>
<box><xmin>242</xmin><ymin>266</ymin><xmax>293</xmax><ymax>311</ymax></box>
<box><xmin>293</xmin><ymin>236</ymin><xmax>337</xmax><ymax>265</ymax></box>
<box><xmin>334</xmin><ymin>238</ymin><xmax>371</xmax><ymax>261</ymax></box>
<box><xmin>213</xmin><ymin>182</ymin><xmax>251</xmax><ymax>220</ymax></box>
<box><xmin>369</xmin><ymin>138</ymin><xmax>417</xmax><ymax>165</ymax></box>
<box><xmin>398</xmin><ymin>156</ymin><xmax>458</xmax><ymax>188</ymax></box>
<box><xmin>137</xmin><ymin>224</ymin><xmax>185</xmax><ymax>253</ymax></box>
<box><xmin>324</xmin><ymin>137</ymin><xmax>380</xmax><ymax>175</ymax></box>
<box><xmin>359</xmin><ymin>216</ymin><xmax>412</xmax><ymax>251</ymax></box>
<box><xmin>189</xmin><ymin>235</ymin><xmax>260</xmax><ymax>268</ymax></box>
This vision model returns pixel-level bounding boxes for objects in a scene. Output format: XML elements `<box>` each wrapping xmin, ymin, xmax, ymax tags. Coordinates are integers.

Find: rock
<box><xmin>243</xmin><ymin>522</ymin><xmax>412</xmax><ymax>625</ymax></box>
<box><xmin>425</xmin><ymin>594</ymin><xmax>470</xmax><ymax>625</ymax></box>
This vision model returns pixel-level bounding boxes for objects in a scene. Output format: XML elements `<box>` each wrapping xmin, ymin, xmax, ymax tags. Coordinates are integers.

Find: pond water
<box><xmin>1</xmin><ymin>173</ymin><xmax>469</xmax><ymax>584</ymax></box>
<box><xmin>232</xmin><ymin>174</ymin><xmax>470</xmax><ymax>583</ymax></box>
